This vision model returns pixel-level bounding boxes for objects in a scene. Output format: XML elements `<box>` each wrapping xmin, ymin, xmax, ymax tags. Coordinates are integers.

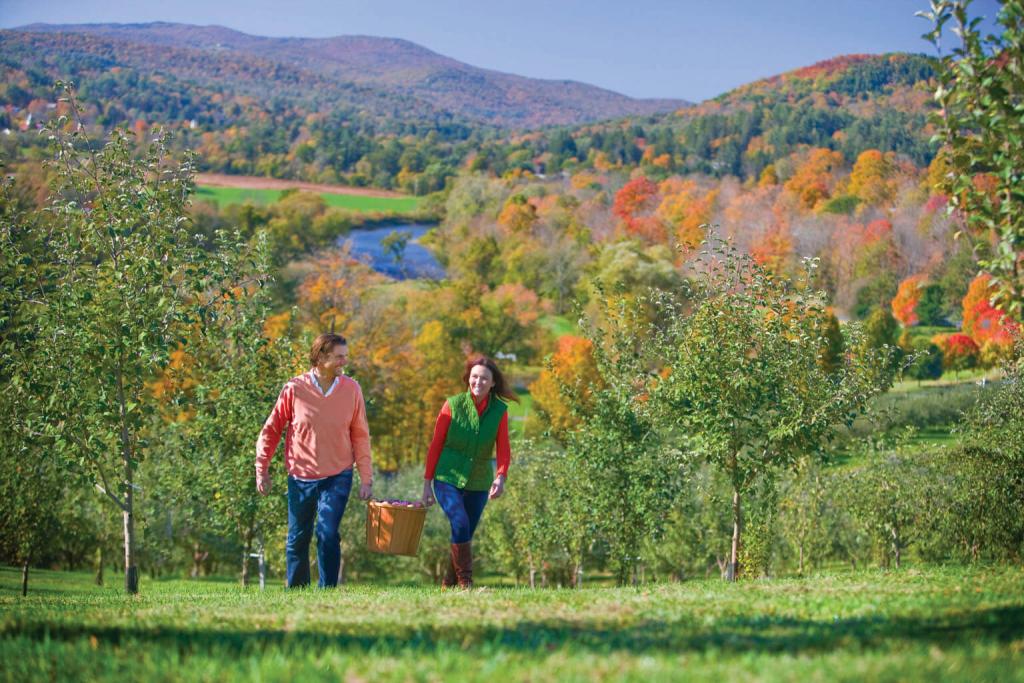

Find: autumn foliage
<box><xmin>961</xmin><ymin>274</ymin><xmax>1020</xmax><ymax>366</ymax></box>
<box><xmin>530</xmin><ymin>335</ymin><xmax>599</xmax><ymax>435</ymax></box>
<box><xmin>932</xmin><ymin>333</ymin><xmax>979</xmax><ymax>373</ymax></box>
<box><xmin>498</xmin><ymin>194</ymin><xmax>539</xmax><ymax>233</ymax></box>
<box><xmin>848</xmin><ymin>149</ymin><xmax>896</xmax><ymax>208</ymax></box>
<box><xmin>783</xmin><ymin>148</ymin><xmax>844</xmax><ymax>211</ymax></box>
<box><xmin>891</xmin><ymin>274</ymin><xmax>927</xmax><ymax>327</ymax></box>
<box><xmin>656</xmin><ymin>178</ymin><xmax>718</xmax><ymax>249</ymax></box>
<box><xmin>613</xmin><ymin>177</ymin><xmax>664</xmax><ymax>242</ymax></box>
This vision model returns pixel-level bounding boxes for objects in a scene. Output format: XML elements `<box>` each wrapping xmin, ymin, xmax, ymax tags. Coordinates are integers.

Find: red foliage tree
<box><xmin>613</xmin><ymin>177</ymin><xmax>664</xmax><ymax>242</ymax></box>
<box><xmin>933</xmin><ymin>333</ymin><xmax>979</xmax><ymax>375</ymax></box>
<box><xmin>962</xmin><ymin>274</ymin><xmax>1020</xmax><ymax>368</ymax></box>
<box><xmin>962</xmin><ymin>274</ymin><xmax>1018</xmax><ymax>343</ymax></box>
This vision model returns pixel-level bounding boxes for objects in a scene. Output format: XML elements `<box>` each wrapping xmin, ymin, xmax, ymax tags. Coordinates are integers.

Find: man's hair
<box><xmin>309</xmin><ymin>333</ymin><xmax>347</xmax><ymax>367</ymax></box>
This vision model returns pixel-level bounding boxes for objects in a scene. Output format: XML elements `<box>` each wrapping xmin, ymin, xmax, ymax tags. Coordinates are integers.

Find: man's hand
<box><xmin>256</xmin><ymin>470</ymin><xmax>271</xmax><ymax>496</ymax></box>
<box><xmin>488</xmin><ymin>474</ymin><xmax>506</xmax><ymax>500</ymax></box>
<box><xmin>359</xmin><ymin>482</ymin><xmax>373</xmax><ymax>501</ymax></box>
<box><xmin>421</xmin><ymin>479</ymin><xmax>436</xmax><ymax>507</ymax></box>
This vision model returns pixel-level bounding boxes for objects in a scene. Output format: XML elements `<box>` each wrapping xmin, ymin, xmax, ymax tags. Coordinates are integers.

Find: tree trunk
<box><xmin>241</xmin><ymin>528</ymin><xmax>253</xmax><ymax>587</ymax></box>
<box><xmin>21</xmin><ymin>559</ymin><xmax>29</xmax><ymax>597</ymax></box>
<box><xmin>122</xmin><ymin>457</ymin><xmax>138</xmax><ymax>594</ymax></box>
<box><xmin>123</xmin><ymin>504</ymin><xmax>138</xmax><ymax>594</ymax></box>
<box><xmin>241</xmin><ymin>550</ymin><xmax>250</xmax><ymax>588</ymax></box>
<box><xmin>191</xmin><ymin>542</ymin><xmax>210</xmax><ymax>578</ymax></box>
<box><xmin>727</xmin><ymin>487</ymin><xmax>741</xmax><ymax>582</ymax></box>
<box><xmin>257</xmin><ymin>546</ymin><xmax>266</xmax><ymax>590</ymax></box>
<box><xmin>798</xmin><ymin>541</ymin><xmax>804</xmax><ymax>575</ymax></box>
<box><xmin>892</xmin><ymin>527</ymin><xmax>901</xmax><ymax>568</ymax></box>
<box><xmin>117</xmin><ymin>367</ymin><xmax>139</xmax><ymax>595</ymax></box>
<box><xmin>95</xmin><ymin>546</ymin><xmax>104</xmax><ymax>586</ymax></box>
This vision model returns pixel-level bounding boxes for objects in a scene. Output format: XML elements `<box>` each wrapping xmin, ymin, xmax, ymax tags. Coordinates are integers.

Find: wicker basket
<box><xmin>365</xmin><ymin>500</ymin><xmax>427</xmax><ymax>556</ymax></box>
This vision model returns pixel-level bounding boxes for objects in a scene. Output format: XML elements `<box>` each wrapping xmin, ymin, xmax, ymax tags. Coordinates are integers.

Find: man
<box><xmin>256</xmin><ymin>333</ymin><xmax>373</xmax><ymax>588</ymax></box>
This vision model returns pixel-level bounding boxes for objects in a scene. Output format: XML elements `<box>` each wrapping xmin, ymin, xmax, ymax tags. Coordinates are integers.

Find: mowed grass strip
<box><xmin>1</xmin><ymin>566</ymin><xmax>1022</xmax><ymax>681</ymax></box>
<box><xmin>194</xmin><ymin>185</ymin><xmax>422</xmax><ymax>213</ymax></box>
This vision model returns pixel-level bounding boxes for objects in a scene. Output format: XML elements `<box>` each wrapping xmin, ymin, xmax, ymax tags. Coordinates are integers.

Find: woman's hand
<box><xmin>422</xmin><ymin>479</ymin><xmax>436</xmax><ymax>507</ymax></box>
<box><xmin>488</xmin><ymin>474</ymin><xmax>506</xmax><ymax>500</ymax></box>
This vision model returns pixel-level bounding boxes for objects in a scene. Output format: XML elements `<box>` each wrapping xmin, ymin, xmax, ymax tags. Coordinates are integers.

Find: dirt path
<box><xmin>195</xmin><ymin>173</ymin><xmax>407</xmax><ymax>198</ymax></box>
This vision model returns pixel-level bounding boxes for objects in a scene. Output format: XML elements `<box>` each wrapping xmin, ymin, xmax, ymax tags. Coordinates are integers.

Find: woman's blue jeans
<box><xmin>286</xmin><ymin>469</ymin><xmax>353</xmax><ymax>588</ymax></box>
<box><xmin>433</xmin><ymin>480</ymin><xmax>489</xmax><ymax>544</ymax></box>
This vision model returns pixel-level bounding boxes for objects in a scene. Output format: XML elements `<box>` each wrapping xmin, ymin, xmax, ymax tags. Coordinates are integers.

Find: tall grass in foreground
<box><xmin>1</xmin><ymin>565</ymin><xmax>1022</xmax><ymax>682</ymax></box>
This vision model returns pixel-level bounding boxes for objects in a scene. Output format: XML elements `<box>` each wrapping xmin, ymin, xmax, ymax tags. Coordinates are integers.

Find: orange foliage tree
<box><xmin>656</xmin><ymin>178</ymin><xmax>718</xmax><ymax>249</ymax></box>
<box><xmin>891</xmin><ymin>274</ymin><xmax>927</xmax><ymax>327</ymax></box>
<box><xmin>782</xmin><ymin>148</ymin><xmax>844</xmax><ymax>211</ymax></box>
<box><xmin>497</xmin><ymin>194</ymin><xmax>539</xmax><ymax>233</ymax></box>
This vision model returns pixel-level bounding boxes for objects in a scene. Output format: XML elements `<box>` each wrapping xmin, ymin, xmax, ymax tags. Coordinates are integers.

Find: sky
<box><xmin>0</xmin><ymin>0</ymin><xmax>1005</xmax><ymax>102</ymax></box>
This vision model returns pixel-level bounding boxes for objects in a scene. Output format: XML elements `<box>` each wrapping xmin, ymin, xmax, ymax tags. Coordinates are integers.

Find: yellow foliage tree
<box><xmin>529</xmin><ymin>335</ymin><xmax>600</xmax><ymax>435</ymax></box>
<box><xmin>848</xmin><ymin>149</ymin><xmax>896</xmax><ymax>208</ymax></box>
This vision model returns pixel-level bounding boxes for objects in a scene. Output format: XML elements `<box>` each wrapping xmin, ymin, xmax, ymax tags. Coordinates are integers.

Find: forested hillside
<box><xmin>3</xmin><ymin>27</ymin><xmax>938</xmax><ymax>193</ymax></box>
<box><xmin>0</xmin><ymin>29</ymin><xmax>482</xmax><ymax>192</ymax></box>
<box><xmin>5</xmin><ymin>22</ymin><xmax>688</xmax><ymax>128</ymax></box>
<box><xmin>473</xmin><ymin>54</ymin><xmax>938</xmax><ymax>180</ymax></box>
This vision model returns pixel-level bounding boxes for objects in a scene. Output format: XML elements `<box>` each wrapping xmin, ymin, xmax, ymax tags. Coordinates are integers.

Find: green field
<box><xmin>505</xmin><ymin>390</ymin><xmax>533</xmax><ymax>439</ymax></box>
<box><xmin>2</xmin><ymin>565</ymin><xmax>1022</xmax><ymax>682</ymax></box>
<box><xmin>194</xmin><ymin>185</ymin><xmax>423</xmax><ymax>213</ymax></box>
<box><xmin>539</xmin><ymin>314</ymin><xmax>578</xmax><ymax>338</ymax></box>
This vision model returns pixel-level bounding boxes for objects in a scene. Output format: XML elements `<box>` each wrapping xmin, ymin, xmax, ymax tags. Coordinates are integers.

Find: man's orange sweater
<box><xmin>256</xmin><ymin>371</ymin><xmax>373</xmax><ymax>482</ymax></box>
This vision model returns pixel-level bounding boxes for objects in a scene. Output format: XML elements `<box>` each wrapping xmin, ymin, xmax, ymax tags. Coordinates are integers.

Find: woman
<box><xmin>421</xmin><ymin>356</ymin><xmax>516</xmax><ymax>588</ymax></box>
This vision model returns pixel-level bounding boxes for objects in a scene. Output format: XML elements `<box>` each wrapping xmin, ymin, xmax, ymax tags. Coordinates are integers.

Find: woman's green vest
<box><xmin>434</xmin><ymin>391</ymin><xmax>507</xmax><ymax>491</ymax></box>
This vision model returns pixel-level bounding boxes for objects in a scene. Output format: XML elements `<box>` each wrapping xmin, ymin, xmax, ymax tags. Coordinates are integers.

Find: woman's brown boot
<box><xmin>451</xmin><ymin>542</ymin><xmax>473</xmax><ymax>589</ymax></box>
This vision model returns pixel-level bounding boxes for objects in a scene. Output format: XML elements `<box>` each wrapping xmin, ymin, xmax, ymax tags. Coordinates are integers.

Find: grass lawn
<box><xmin>906</xmin><ymin>426</ymin><xmax>957</xmax><ymax>446</ymax></box>
<box><xmin>194</xmin><ymin>186</ymin><xmax>423</xmax><ymax>213</ymax></box>
<box><xmin>506</xmin><ymin>390</ymin><xmax>533</xmax><ymax>439</ymax></box>
<box><xmin>890</xmin><ymin>367</ymin><xmax>999</xmax><ymax>393</ymax></box>
<box><xmin>539</xmin><ymin>314</ymin><xmax>578</xmax><ymax>338</ymax></box>
<box><xmin>2</xmin><ymin>565</ymin><xmax>1022</xmax><ymax>682</ymax></box>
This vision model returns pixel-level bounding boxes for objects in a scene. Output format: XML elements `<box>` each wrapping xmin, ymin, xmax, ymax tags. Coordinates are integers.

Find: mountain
<box><xmin>0</xmin><ymin>29</ymin><xmax>935</xmax><ymax>193</ymax></box>
<box><xmin>474</xmin><ymin>53</ymin><xmax>940</xmax><ymax>181</ymax></box>
<box><xmin>11</xmin><ymin>22</ymin><xmax>690</xmax><ymax>128</ymax></box>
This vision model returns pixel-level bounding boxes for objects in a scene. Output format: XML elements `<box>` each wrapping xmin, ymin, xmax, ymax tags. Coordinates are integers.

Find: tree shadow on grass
<box><xmin>4</xmin><ymin>605</ymin><xmax>1022</xmax><ymax>657</ymax></box>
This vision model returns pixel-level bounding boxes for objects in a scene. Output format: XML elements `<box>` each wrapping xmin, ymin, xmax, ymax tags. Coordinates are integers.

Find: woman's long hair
<box><xmin>463</xmin><ymin>355</ymin><xmax>519</xmax><ymax>403</ymax></box>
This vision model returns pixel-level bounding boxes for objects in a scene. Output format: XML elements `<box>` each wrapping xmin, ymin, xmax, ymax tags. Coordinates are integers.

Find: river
<box><xmin>338</xmin><ymin>223</ymin><xmax>444</xmax><ymax>280</ymax></box>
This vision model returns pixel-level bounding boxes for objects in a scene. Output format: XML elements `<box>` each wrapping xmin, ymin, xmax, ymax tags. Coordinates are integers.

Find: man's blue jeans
<box><xmin>286</xmin><ymin>469</ymin><xmax>353</xmax><ymax>588</ymax></box>
<box><xmin>433</xmin><ymin>480</ymin><xmax>489</xmax><ymax>544</ymax></box>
